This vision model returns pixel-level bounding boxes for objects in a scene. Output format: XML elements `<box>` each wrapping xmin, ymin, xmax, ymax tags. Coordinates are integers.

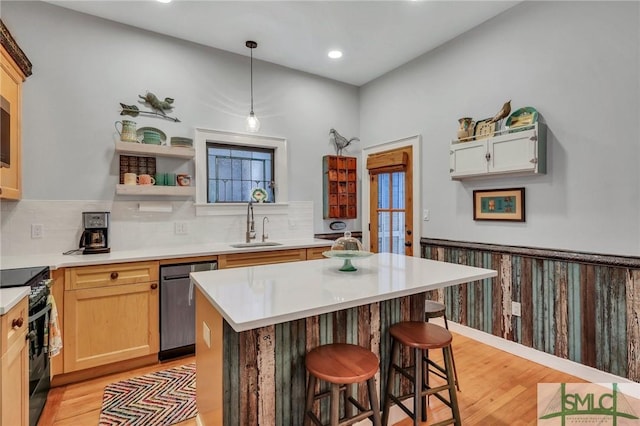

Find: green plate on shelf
<box><xmin>505</xmin><ymin>107</ymin><xmax>538</xmax><ymax>132</ymax></box>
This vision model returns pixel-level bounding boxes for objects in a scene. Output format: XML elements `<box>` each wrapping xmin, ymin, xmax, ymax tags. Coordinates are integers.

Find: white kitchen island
<box><xmin>191</xmin><ymin>253</ymin><xmax>496</xmax><ymax>426</ymax></box>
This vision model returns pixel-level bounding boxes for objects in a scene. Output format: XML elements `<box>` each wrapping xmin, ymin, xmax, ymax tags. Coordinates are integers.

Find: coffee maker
<box><xmin>79</xmin><ymin>211</ymin><xmax>110</xmax><ymax>254</ymax></box>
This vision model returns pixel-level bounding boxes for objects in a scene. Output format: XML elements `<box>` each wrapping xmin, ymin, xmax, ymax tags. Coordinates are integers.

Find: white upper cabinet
<box><xmin>449</xmin><ymin>122</ymin><xmax>546</xmax><ymax>180</ymax></box>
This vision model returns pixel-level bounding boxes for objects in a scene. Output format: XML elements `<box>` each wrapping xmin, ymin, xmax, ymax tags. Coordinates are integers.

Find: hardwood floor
<box><xmin>38</xmin><ymin>356</ymin><xmax>197</xmax><ymax>426</ymax></box>
<box><xmin>39</xmin><ymin>333</ymin><xmax>585</xmax><ymax>425</ymax></box>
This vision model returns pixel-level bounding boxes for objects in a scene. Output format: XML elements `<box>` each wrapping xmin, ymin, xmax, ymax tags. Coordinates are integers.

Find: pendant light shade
<box><xmin>245</xmin><ymin>40</ymin><xmax>260</xmax><ymax>132</ymax></box>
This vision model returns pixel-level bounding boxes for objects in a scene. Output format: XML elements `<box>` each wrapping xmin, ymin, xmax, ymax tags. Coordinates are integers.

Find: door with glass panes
<box><xmin>367</xmin><ymin>146</ymin><xmax>413</xmax><ymax>255</ymax></box>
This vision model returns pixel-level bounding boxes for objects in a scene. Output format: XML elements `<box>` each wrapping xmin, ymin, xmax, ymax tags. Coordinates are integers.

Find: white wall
<box><xmin>0</xmin><ymin>1</ymin><xmax>361</xmax><ymax>241</ymax></box>
<box><xmin>359</xmin><ymin>1</ymin><xmax>640</xmax><ymax>256</ymax></box>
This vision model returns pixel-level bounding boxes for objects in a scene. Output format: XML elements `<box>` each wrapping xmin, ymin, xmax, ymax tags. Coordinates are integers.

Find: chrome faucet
<box><xmin>262</xmin><ymin>217</ymin><xmax>269</xmax><ymax>242</ymax></box>
<box><xmin>246</xmin><ymin>201</ymin><xmax>256</xmax><ymax>243</ymax></box>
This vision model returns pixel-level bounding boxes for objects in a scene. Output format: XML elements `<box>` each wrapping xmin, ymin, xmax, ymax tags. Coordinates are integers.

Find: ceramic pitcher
<box><xmin>115</xmin><ymin>120</ymin><xmax>138</xmax><ymax>143</ymax></box>
<box><xmin>457</xmin><ymin>117</ymin><xmax>475</xmax><ymax>141</ymax></box>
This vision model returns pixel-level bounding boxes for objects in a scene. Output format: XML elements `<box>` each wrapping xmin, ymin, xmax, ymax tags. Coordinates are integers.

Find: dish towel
<box><xmin>48</xmin><ymin>294</ymin><xmax>63</xmax><ymax>357</ymax></box>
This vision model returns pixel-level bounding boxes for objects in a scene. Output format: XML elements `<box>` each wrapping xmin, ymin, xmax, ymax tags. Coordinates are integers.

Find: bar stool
<box><xmin>381</xmin><ymin>322</ymin><xmax>461</xmax><ymax>426</ymax></box>
<box><xmin>425</xmin><ymin>300</ymin><xmax>460</xmax><ymax>391</ymax></box>
<box><xmin>305</xmin><ymin>343</ymin><xmax>382</xmax><ymax>426</ymax></box>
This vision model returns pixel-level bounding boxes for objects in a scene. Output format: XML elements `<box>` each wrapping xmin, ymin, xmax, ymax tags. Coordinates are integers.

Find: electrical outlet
<box><xmin>174</xmin><ymin>221</ymin><xmax>188</xmax><ymax>235</ymax></box>
<box><xmin>31</xmin><ymin>224</ymin><xmax>44</xmax><ymax>239</ymax></box>
<box><xmin>423</xmin><ymin>209</ymin><xmax>430</xmax><ymax>221</ymax></box>
<box><xmin>512</xmin><ymin>301</ymin><xmax>521</xmax><ymax>317</ymax></box>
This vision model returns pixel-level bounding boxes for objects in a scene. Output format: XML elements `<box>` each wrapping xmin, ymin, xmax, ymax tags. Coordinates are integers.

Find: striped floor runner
<box><xmin>99</xmin><ymin>363</ymin><xmax>196</xmax><ymax>426</ymax></box>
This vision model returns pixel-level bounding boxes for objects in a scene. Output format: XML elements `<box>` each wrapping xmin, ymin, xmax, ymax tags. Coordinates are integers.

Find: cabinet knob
<box><xmin>110</xmin><ymin>272</ymin><xmax>119</xmax><ymax>280</ymax></box>
<box><xmin>150</xmin><ymin>283</ymin><xmax>158</xmax><ymax>290</ymax></box>
<box><xmin>12</xmin><ymin>317</ymin><xmax>24</xmax><ymax>328</ymax></box>
<box><xmin>404</xmin><ymin>241</ymin><xmax>412</xmax><ymax>247</ymax></box>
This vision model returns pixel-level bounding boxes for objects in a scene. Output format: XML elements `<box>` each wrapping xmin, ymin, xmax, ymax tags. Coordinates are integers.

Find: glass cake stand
<box><xmin>322</xmin><ymin>250</ymin><xmax>373</xmax><ymax>272</ymax></box>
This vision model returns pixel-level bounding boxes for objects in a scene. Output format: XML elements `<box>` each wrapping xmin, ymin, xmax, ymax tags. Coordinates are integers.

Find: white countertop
<box><xmin>0</xmin><ymin>286</ymin><xmax>30</xmax><ymax>315</ymax></box>
<box><xmin>0</xmin><ymin>238</ymin><xmax>332</xmax><ymax>315</ymax></box>
<box><xmin>0</xmin><ymin>238</ymin><xmax>333</xmax><ymax>270</ymax></box>
<box><xmin>191</xmin><ymin>252</ymin><xmax>497</xmax><ymax>332</ymax></box>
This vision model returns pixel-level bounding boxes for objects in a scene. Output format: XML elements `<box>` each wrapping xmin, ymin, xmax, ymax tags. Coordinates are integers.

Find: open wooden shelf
<box><xmin>116</xmin><ymin>185</ymin><xmax>195</xmax><ymax>196</ymax></box>
<box><xmin>114</xmin><ymin>141</ymin><xmax>195</xmax><ymax>159</ymax></box>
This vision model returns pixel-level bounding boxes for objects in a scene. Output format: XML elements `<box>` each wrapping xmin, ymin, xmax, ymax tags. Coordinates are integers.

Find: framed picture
<box><xmin>473</xmin><ymin>187</ymin><xmax>525</xmax><ymax>222</ymax></box>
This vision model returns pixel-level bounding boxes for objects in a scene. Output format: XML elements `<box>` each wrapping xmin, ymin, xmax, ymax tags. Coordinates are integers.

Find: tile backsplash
<box><xmin>0</xmin><ymin>200</ymin><xmax>313</xmax><ymax>256</ymax></box>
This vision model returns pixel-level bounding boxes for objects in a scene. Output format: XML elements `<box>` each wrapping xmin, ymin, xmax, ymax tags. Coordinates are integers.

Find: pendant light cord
<box><xmin>250</xmin><ymin>47</ymin><xmax>254</xmax><ymax>114</ymax></box>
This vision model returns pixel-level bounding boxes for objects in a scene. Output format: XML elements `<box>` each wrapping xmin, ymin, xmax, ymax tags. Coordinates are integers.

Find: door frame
<box><xmin>362</xmin><ymin>135</ymin><xmax>422</xmax><ymax>257</ymax></box>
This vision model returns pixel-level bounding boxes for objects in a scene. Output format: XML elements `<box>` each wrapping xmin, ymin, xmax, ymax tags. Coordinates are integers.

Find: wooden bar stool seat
<box><xmin>305</xmin><ymin>343</ymin><xmax>382</xmax><ymax>426</ymax></box>
<box><xmin>382</xmin><ymin>322</ymin><xmax>461</xmax><ymax>426</ymax></box>
<box><xmin>425</xmin><ymin>300</ymin><xmax>460</xmax><ymax>391</ymax></box>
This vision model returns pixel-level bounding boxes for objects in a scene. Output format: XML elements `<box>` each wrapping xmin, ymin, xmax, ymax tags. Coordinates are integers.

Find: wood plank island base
<box><xmin>192</xmin><ymin>253</ymin><xmax>496</xmax><ymax>425</ymax></box>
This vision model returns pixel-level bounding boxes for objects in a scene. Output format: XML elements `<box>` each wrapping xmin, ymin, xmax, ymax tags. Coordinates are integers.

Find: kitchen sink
<box><xmin>229</xmin><ymin>242</ymin><xmax>283</xmax><ymax>248</ymax></box>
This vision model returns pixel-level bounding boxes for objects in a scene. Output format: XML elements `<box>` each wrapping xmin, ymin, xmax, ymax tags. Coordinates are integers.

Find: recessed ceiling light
<box><xmin>328</xmin><ymin>50</ymin><xmax>343</xmax><ymax>59</ymax></box>
<box><xmin>157</xmin><ymin>0</ymin><xmax>172</xmax><ymax>3</ymax></box>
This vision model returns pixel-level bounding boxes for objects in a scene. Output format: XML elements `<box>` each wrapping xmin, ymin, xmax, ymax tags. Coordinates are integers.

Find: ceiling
<box><xmin>45</xmin><ymin>1</ymin><xmax>520</xmax><ymax>86</ymax></box>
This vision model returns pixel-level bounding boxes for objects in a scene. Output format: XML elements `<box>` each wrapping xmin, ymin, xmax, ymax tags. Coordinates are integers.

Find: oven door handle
<box><xmin>29</xmin><ymin>303</ymin><xmax>52</xmax><ymax>323</ymax></box>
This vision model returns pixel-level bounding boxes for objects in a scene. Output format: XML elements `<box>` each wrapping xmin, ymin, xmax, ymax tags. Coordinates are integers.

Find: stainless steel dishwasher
<box><xmin>159</xmin><ymin>261</ymin><xmax>217</xmax><ymax>360</ymax></box>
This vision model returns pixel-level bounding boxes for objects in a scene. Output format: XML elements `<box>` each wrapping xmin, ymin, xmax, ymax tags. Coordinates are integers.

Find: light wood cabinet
<box><xmin>449</xmin><ymin>123</ymin><xmax>546</xmax><ymax>180</ymax></box>
<box><xmin>0</xmin><ymin>297</ymin><xmax>28</xmax><ymax>426</ymax></box>
<box><xmin>218</xmin><ymin>249</ymin><xmax>307</xmax><ymax>269</ymax></box>
<box><xmin>0</xmin><ymin>47</ymin><xmax>25</xmax><ymax>199</ymax></box>
<box><xmin>63</xmin><ymin>261</ymin><xmax>159</xmax><ymax>372</ymax></box>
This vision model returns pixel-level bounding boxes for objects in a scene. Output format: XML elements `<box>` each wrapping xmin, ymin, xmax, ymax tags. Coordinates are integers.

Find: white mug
<box><xmin>123</xmin><ymin>173</ymin><xmax>137</xmax><ymax>185</ymax></box>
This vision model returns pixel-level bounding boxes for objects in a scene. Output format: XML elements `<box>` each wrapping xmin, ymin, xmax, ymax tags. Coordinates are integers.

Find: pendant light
<box><xmin>245</xmin><ymin>40</ymin><xmax>260</xmax><ymax>132</ymax></box>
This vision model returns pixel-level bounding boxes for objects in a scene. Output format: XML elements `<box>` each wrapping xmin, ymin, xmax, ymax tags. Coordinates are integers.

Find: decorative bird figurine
<box><xmin>329</xmin><ymin>128</ymin><xmax>359</xmax><ymax>156</ymax></box>
<box><xmin>488</xmin><ymin>100</ymin><xmax>511</xmax><ymax>124</ymax></box>
<box><xmin>138</xmin><ymin>92</ymin><xmax>174</xmax><ymax>116</ymax></box>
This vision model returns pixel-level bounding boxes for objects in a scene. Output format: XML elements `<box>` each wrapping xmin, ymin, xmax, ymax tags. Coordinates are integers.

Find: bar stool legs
<box><xmin>382</xmin><ymin>322</ymin><xmax>461</xmax><ymax>426</ymax></box>
<box><xmin>425</xmin><ymin>300</ymin><xmax>460</xmax><ymax>392</ymax></box>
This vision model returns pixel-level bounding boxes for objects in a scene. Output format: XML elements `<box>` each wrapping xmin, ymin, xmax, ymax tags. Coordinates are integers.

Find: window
<box><xmin>194</xmin><ymin>128</ymin><xmax>288</xmax><ymax>211</ymax></box>
<box><xmin>207</xmin><ymin>143</ymin><xmax>274</xmax><ymax>203</ymax></box>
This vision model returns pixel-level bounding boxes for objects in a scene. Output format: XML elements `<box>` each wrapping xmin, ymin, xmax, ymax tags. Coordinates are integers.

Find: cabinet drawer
<box><xmin>306</xmin><ymin>246</ymin><xmax>329</xmax><ymax>260</ymax></box>
<box><xmin>0</xmin><ymin>297</ymin><xmax>28</xmax><ymax>356</ymax></box>
<box><xmin>66</xmin><ymin>261</ymin><xmax>159</xmax><ymax>290</ymax></box>
<box><xmin>218</xmin><ymin>249</ymin><xmax>307</xmax><ymax>269</ymax></box>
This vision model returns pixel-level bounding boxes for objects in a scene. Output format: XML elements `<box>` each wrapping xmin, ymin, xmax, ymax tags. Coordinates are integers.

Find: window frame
<box><xmin>194</xmin><ymin>128</ymin><xmax>288</xmax><ymax>215</ymax></box>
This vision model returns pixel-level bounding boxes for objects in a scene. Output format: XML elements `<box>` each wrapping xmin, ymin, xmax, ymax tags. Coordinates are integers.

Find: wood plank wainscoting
<box><xmin>420</xmin><ymin>238</ymin><xmax>640</xmax><ymax>382</ymax></box>
<box><xmin>217</xmin><ymin>294</ymin><xmax>425</xmax><ymax>425</ymax></box>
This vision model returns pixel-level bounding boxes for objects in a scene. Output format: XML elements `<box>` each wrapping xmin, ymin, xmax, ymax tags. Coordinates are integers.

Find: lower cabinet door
<box><xmin>64</xmin><ymin>282</ymin><xmax>159</xmax><ymax>372</ymax></box>
<box><xmin>1</xmin><ymin>336</ymin><xmax>28</xmax><ymax>426</ymax></box>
